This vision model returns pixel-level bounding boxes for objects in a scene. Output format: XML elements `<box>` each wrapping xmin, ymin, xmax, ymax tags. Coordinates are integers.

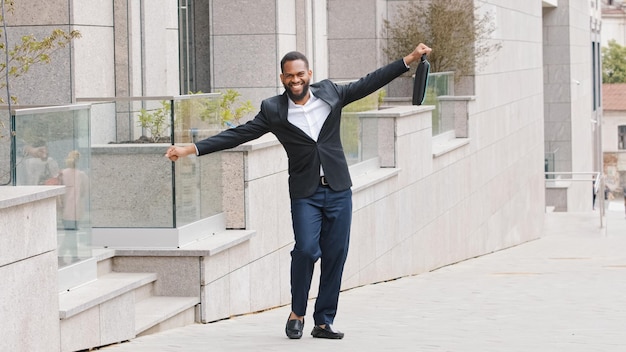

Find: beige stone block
<box><xmin>327</xmin><ymin>0</ymin><xmax>376</xmax><ymax>39</ymax></box>
<box><xmin>276</xmin><ymin>0</ymin><xmax>297</xmax><ymax>35</ymax></box>
<box><xmin>60</xmin><ymin>306</ymin><xmax>100</xmax><ymax>352</ymax></box>
<box><xmin>73</xmin><ymin>26</ymin><xmax>116</xmax><ymax>98</ymax></box>
<box><xmin>328</xmin><ymin>39</ymin><xmax>378</xmax><ymax>79</ymax></box>
<box><xmin>211</xmin><ymin>0</ymin><xmax>276</xmax><ymax>35</ymax></box>
<box><xmin>229</xmin><ymin>266</ymin><xmax>251</xmax><ymax>316</ymax></box>
<box><xmin>6</xmin><ymin>26</ymin><xmax>73</xmax><ymax>104</ymax></box>
<box><xmin>246</xmin><ymin>175</ymin><xmax>288</xmax><ymax>258</ymax></box>
<box><xmin>249</xmin><ymin>254</ymin><xmax>282</xmax><ymax>311</ymax></box>
<box><xmin>212</xmin><ymin>35</ymin><xmax>278</xmax><ymax>88</ymax></box>
<box><xmin>245</xmin><ymin>143</ymin><xmax>289</xmax><ymax>181</ymax></box>
<box><xmin>228</xmin><ymin>241</ymin><xmax>252</xmax><ymax>272</ymax></box>
<box><xmin>390</xmin><ymin>238</ymin><xmax>413</xmax><ymax>278</ymax></box>
<box><xmin>112</xmin><ymin>257</ymin><xmax>199</xmax><ymax>297</ymax></box>
<box><xmin>73</xmin><ymin>0</ymin><xmax>113</xmax><ymax>25</ymax></box>
<box><xmin>275</xmin><ymin>187</ymin><xmax>294</xmax><ymax>246</ymax></box>
<box><xmin>9</xmin><ymin>1</ymin><xmax>68</xmax><ymax>25</ymax></box>
<box><xmin>374</xmin><ymin>199</ymin><xmax>399</xmax><ymax>257</ymax></box>
<box><xmin>99</xmin><ymin>292</ymin><xmax>136</xmax><ymax>345</ymax></box>
<box><xmin>352</xmin><ymin>205</ymin><xmax>376</xmax><ymax>271</ymax></box>
<box><xmin>203</xmin><ymin>250</ymin><xmax>230</xmax><ymax>285</ymax></box>
<box><xmin>1</xmin><ymin>251</ymin><xmax>60</xmax><ymax>352</ymax></box>
<box><xmin>222</xmin><ymin>152</ymin><xmax>245</xmax><ymax>229</ymax></box>
<box><xmin>356</xmin><ymin>259</ymin><xmax>378</xmax><ymax>287</ymax></box>
<box><xmin>202</xmin><ymin>276</ymin><xmax>230</xmax><ymax>323</ymax></box>
<box><xmin>0</xmin><ymin>199</ymin><xmax>57</xmax><ymax>266</ymax></box>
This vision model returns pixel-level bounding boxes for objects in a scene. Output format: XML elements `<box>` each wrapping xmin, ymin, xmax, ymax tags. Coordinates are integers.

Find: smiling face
<box><xmin>280</xmin><ymin>59</ymin><xmax>312</xmax><ymax>105</ymax></box>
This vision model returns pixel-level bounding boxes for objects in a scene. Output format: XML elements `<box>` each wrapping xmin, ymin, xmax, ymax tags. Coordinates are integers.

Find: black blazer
<box><xmin>195</xmin><ymin>59</ymin><xmax>409</xmax><ymax>199</ymax></box>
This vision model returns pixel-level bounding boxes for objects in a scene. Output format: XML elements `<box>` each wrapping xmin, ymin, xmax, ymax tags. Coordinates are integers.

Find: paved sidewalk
<box><xmin>99</xmin><ymin>205</ymin><xmax>626</xmax><ymax>352</ymax></box>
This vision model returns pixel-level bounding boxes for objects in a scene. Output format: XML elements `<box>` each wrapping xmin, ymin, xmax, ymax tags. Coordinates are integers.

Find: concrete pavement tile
<box><xmin>99</xmin><ymin>209</ymin><xmax>626</xmax><ymax>351</ymax></box>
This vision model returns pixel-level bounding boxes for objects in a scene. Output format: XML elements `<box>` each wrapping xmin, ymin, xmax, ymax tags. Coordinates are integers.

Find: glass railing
<box><xmin>5</xmin><ymin>91</ymin><xmax>388</xmax><ymax>251</ymax></box>
<box><xmin>81</xmin><ymin>94</ymin><xmax>224</xmax><ymax>229</ymax></box>
<box><xmin>0</xmin><ymin>110</ymin><xmax>10</xmax><ymax>185</ymax></box>
<box><xmin>424</xmin><ymin>71</ymin><xmax>454</xmax><ymax>136</ymax></box>
<box><xmin>11</xmin><ymin>104</ymin><xmax>92</xmax><ymax>267</ymax></box>
<box><xmin>341</xmin><ymin>89</ymin><xmax>385</xmax><ymax>165</ymax></box>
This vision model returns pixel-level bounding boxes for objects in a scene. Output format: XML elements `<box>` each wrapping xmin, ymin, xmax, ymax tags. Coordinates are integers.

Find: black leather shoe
<box><xmin>311</xmin><ymin>324</ymin><xmax>344</xmax><ymax>339</ymax></box>
<box><xmin>285</xmin><ymin>318</ymin><xmax>304</xmax><ymax>339</ymax></box>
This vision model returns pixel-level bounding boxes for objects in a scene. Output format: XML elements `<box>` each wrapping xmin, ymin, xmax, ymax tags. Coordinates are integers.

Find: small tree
<box><xmin>188</xmin><ymin>89</ymin><xmax>254</xmax><ymax>127</ymax></box>
<box><xmin>602</xmin><ymin>39</ymin><xmax>626</xmax><ymax>83</ymax></box>
<box><xmin>382</xmin><ymin>0</ymin><xmax>501</xmax><ymax>79</ymax></box>
<box><xmin>216</xmin><ymin>89</ymin><xmax>254</xmax><ymax>127</ymax></box>
<box><xmin>0</xmin><ymin>0</ymin><xmax>81</xmax><ymax>140</ymax></box>
<box><xmin>137</xmin><ymin>100</ymin><xmax>171</xmax><ymax>142</ymax></box>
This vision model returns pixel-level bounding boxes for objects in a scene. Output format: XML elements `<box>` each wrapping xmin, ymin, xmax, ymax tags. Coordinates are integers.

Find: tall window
<box><xmin>179</xmin><ymin>0</ymin><xmax>195</xmax><ymax>94</ymax></box>
<box><xmin>619</xmin><ymin>126</ymin><xmax>626</xmax><ymax>150</ymax></box>
<box><xmin>596</xmin><ymin>41</ymin><xmax>601</xmax><ymax>109</ymax></box>
<box><xmin>591</xmin><ymin>40</ymin><xmax>602</xmax><ymax>111</ymax></box>
<box><xmin>592</xmin><ymin>41</ymin><xmax>597</xmax><ymax>111</ymax></box>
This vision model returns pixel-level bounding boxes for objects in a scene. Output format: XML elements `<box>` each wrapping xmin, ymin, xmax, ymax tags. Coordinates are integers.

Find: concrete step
<box><xmin>114</xmin><ymin>229</ymin><xmax>256</xmax><ymax>257</ymax></box>
<box><xmin>59</xmin><ymin>272</ymin><xmax>156</xmax><ymax>319</ymax></box>
<box><xmin>135</xmin><ymin>296</ymin><xmax>199</xmax><ymax>336</ymax></box>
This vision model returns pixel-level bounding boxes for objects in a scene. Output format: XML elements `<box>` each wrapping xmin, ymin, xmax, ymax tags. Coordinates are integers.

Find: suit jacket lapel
<box><xmin>278</xmin><ymin>93</ymin><xmax>289</xmax><ymax>122</ymax></box>
<box><xmin>310</xmin><ymin>83</ymin><xmax>338</xmax><ymax>108</ymax></box>
<box><xmin>278</xmin><ymin>92</ymin><xmax>315</xmax><ymax>140</ymax></box>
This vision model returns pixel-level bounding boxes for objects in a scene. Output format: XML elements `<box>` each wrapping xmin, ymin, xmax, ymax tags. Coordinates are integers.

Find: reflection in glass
<box><xmin>12</xmin><ymin>106</ymin><xmax>91</xmax><ymax>268</ymax></box>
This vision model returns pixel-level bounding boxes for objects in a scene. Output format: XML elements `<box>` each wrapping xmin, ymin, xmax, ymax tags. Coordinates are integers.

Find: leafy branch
<box><xmin>191</xmin><ymin>89</ymin><xmax>254</xmax><ymax>127</ymax></box>
<box><xmin>383</xmin><ymin>0</ymin><xmax>501</xmax><ymax>80</ymax></box>
<box><xmin>0</xmin><ymin>3</ymin><xmax>81</xmax><ymax>103</ymax></box>
<box><xmin>0</xmin><ymin>0</ymin><xmax>81</xmax><ymax>142</ymax></box>
<box><xmin>215</xmin><ymin>89</ymin><xmax>254</xmax><ymax>127</ymax></box>
<box><xmin>602</xmin><ymin>39</ymin><xmax>626</xmax><ymax>83</ymax></box>
<box><xmin>137</xmin><ymin>100</ymin><xmax>171</xmax><ymax>142</ymax></box>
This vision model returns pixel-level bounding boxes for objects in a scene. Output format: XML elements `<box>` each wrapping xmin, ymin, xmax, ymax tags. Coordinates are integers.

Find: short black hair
<box><xmin>280</xmin><ymin>51</ymin><xmax>309</xmax><ymax>73</ymax></box>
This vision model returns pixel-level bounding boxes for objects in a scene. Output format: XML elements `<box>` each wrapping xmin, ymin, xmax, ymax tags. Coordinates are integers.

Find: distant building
<box><xmin>602</xmin><ymin>0</ymin><xmax>626</xmax><ymax>47</ymax></box>
<box><xmin>602</xmin><ymin>83</ymin><xmax>626</xmax><ymax>190</ymax></box>
<box><xmin>601</xmin><ymin>0</ymin><xmax>626</xmax><ymax>191</ymax></box>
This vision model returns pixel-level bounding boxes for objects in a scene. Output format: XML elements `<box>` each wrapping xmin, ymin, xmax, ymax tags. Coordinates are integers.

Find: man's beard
<box><xmin>284</xmin><ymin>82</ymin><xmax>310</xmax><ymax>102</ymax></box>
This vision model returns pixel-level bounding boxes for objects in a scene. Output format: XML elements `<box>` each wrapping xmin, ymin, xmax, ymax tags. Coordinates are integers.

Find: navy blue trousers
<box><xmin>290</xmin><ymin>186</ymin><xmax>352</xmax><ymax>326</ymax></box>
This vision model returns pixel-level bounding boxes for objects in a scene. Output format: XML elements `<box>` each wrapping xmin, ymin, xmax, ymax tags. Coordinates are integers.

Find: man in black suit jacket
<box><xmin>166</xmin><ymin>43</ymin><xmax>432</xmax><ymax>340</ymax></box>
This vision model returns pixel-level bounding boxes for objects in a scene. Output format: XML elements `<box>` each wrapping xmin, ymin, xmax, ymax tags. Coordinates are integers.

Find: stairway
<box><xmin>57</xmin><ymin>228</ymin><xmax>256</xmax><ymax>352</ymax></box>
<box><xmin>58</xmin><ymin>258</ymin><xmax>199</xmax><ymax>352</ymax></box>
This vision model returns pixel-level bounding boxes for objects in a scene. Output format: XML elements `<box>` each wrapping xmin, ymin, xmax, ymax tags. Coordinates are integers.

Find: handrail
<box><xmin>12</xmin><ymin>103</ymin><xmax>91</xmax><ymax>116</ymax></box>
<box><xmin>76</xmin><ymin>93</ymin><xmax>221</xmax><ymax>103</ymax></box>
<box><xmin>544</xmin><ymin>171</ymin><xmax>604</xmax><ymax>228</ymax></box>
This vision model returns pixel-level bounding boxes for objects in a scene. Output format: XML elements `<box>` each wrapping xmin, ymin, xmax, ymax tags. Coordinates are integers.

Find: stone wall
<box><xmin>0</xmin><ymin>186</ymin><xmax>64</xmax><ymax>352</ymax></box>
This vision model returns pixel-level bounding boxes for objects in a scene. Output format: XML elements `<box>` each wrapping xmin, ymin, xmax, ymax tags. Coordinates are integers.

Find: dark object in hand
<box><xmin>412</xmin><ymin>54</ymin><xmax>430</xmax><ymax>105</ymax></box>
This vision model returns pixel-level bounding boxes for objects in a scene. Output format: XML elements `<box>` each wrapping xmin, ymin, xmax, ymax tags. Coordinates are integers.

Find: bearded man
<box><xmin>166</xmin><ymin>43</ymin><xmax>432</xmax><ymax>340</ymax></box>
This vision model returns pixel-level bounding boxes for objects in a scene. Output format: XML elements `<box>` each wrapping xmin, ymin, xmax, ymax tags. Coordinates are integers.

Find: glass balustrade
<box><xmin>11</xmin><ymin>104</ymin><xmax>92</xmax><ymax>267</ymax></box>
<box><xmin>82</xmin><ymin>94</ymin><xmax>224</xmax><ymax>231</ymax></box>
<box><xmin>4</xmin><ymin>91</ymin><xmax>388</xmax><ymax>253</ymax></box>
<box><xmin>424</xmin><ymin>71</ymin><xmax>455</xmax><ymax>136</ymax></box>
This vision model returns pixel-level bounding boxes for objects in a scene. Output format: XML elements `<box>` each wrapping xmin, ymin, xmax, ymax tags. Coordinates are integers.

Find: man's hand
<box><xmin>404</xmin><ymin>43</ymin><xmax>432</xmax><ymax>66</ymax></box>
<box><xmin>165</xmin><ymin>145</ymin><xmax>195</xmax><ymax>161</ymax></box>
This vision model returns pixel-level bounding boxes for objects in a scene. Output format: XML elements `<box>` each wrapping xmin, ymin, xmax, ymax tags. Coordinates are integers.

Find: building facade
<box><xmin>601</xmin><ymin>0</ymin><xmax>626</xmax><ymax>192</ymax></box>
<box><xmin>0</xmin><ymin>1</ymin><xmax>603</xmax><ymax>351</ymax></box>
<box><xmin>601</xmin><ymin>83</ymin><xmax>626</xmax><ymax>191</ymax></box>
